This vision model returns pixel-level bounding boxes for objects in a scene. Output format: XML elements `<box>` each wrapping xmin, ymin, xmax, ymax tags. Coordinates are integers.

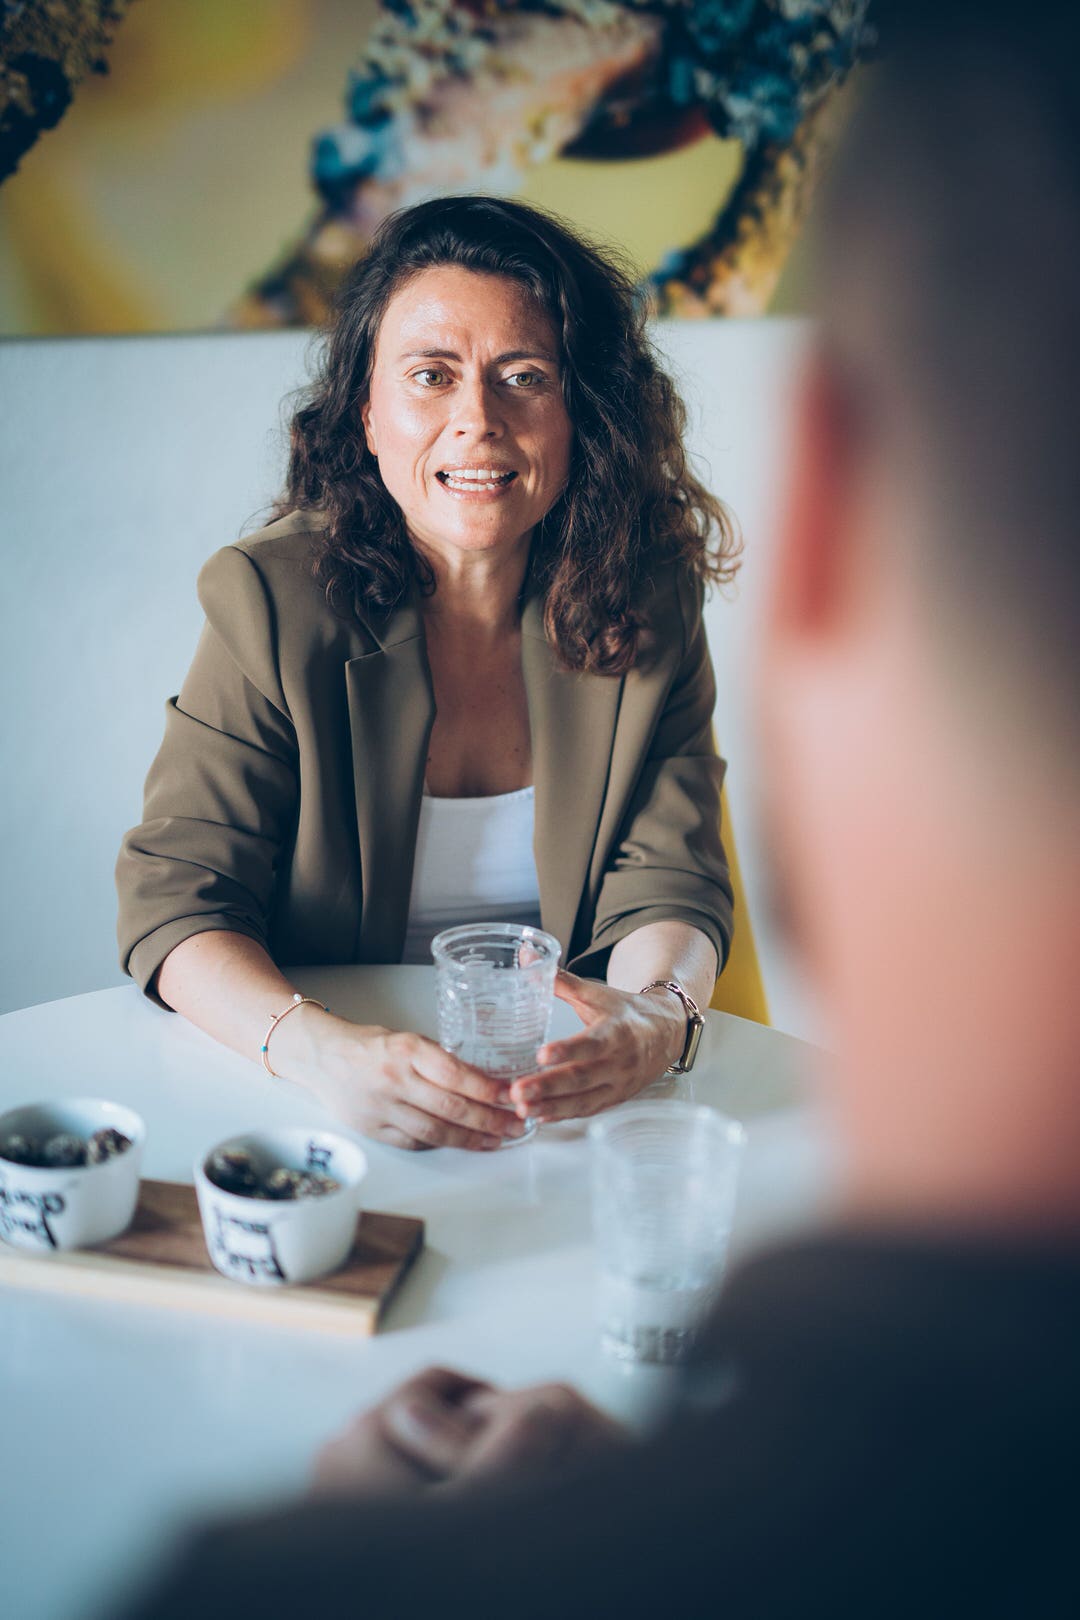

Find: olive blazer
<box><xmin>116</xmin><ymin>511</ymin><xmax>733</xmax><ymax>1003</ymax></box>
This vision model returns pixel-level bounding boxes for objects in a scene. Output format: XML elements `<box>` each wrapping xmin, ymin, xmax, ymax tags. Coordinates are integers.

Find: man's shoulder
<box><xmin>693</xmin><ymin>1227</ymin><xmax>1080</xmax><ymax>1403</ymax></box>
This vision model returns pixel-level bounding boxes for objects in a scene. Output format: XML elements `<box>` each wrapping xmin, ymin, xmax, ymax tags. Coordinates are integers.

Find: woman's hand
<box><xmin>287</xmin><ymin>1012</ymin><xmax>527</xmax><ymax>1153</ymax></box>
<box><xmin>507</xmin><ymin>969</ymin><xmax>687</xmax><ymax>1125</ymax></box>
<box><xmin>157</xmin><ymin>933</ymin><xmax>524</xmax><ymax>1152</ymax></box>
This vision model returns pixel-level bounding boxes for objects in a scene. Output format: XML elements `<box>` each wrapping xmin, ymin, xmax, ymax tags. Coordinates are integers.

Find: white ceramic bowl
<box><xmin>0</xmin><ymin>1098</ymin><xmax>146</xmax><ymax>1251</ymax></box>
<box><xmin>195</xmin><ymin>1127</ymin><xmax>368</xmax><ymax>1287</ymax></box>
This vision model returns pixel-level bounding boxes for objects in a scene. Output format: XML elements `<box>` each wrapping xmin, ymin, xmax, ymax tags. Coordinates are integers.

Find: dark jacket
<box><xmin>122</xmin><ymin>1230</ymin><xmax>1080</xmax><ymax>1619</ymax></box>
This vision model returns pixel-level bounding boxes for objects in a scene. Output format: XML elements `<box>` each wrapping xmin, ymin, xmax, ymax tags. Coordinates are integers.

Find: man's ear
<box><xmin>768</xmin><ymin>345</ymin><xmax>863</xmax><ymax>644</ymax></box>
<box><xmin>360</xmin><ymin>397</ymin><xmax>377</xmax><ymax>457</ymax></box>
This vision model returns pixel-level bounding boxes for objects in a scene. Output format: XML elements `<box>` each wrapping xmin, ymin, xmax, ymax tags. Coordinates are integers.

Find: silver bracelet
<box><xmin>260</xmin><ymin>992</ymin><xmax>328</xmax><ymax>1078</ymax></box>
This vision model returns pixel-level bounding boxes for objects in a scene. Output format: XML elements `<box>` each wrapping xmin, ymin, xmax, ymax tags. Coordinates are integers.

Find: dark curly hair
<box><xmin>275</xmin><ymin>194</ymin><xmax>739</xmax><ymax>675</ymax></box>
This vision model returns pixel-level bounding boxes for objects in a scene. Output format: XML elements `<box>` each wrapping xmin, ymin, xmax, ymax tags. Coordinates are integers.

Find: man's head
<box><xmin>760</xmin><ymin>2</ymin><xmax>1080</xmax><ymax>1227</ymax></box>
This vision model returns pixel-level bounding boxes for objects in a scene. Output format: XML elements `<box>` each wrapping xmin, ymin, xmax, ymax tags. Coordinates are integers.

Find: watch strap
<box><xmin>639</xmin><ymin>979</ymin><xmax>705</xmax><ymax>1074</ymax></box>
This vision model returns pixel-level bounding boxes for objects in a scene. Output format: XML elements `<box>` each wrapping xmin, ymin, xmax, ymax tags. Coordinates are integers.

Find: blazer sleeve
<box><xmin>115</xmin><ymin>545</ymin><xmax>300</xmax><ymax>1005</ymax></box>
<box><xmin>568</xmin><ymin>571</ymin><xmax>734</xmax><ymax>981</ymax></box>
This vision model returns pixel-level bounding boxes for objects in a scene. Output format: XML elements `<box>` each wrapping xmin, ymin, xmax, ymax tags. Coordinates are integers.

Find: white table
<box><xmin>0</xmin><ymin>968</ymin><xmax>836</xmax><ymax>1620</ymax></box>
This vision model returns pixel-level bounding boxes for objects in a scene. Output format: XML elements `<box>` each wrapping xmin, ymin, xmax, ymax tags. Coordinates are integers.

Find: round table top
<box><xmin>0</xmin><ymin>968</ymin><xmax>836</xmax><ymax>1620</ymax></box>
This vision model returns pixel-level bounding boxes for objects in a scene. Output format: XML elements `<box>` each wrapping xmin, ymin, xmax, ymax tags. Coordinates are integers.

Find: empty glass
<box><xmin>589</xmin><ymin>1101</ymin><xmax>745</xmax><ymax>1363</ymax></box>
<box><xmin>432</xmin><ymin>923</ymin><xmax>562</xmax><ymax>1145</ymax></box>
<box><xmin>636</xmin><ymin>1071</ymin><xmax>694</xmax><ymax>1103</ymax></box>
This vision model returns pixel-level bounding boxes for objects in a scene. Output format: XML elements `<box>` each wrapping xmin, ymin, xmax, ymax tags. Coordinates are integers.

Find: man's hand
<box><xmin>312</xmin><ymin>1368</ymin><xmax>624</xmax><ymax>1497</ymax></box>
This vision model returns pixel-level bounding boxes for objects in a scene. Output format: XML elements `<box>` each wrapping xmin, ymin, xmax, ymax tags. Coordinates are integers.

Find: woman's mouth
<box><xmin>436</xmin><ymin>467</ymin><xmax>518</xmax><ymax>495</ymax></box>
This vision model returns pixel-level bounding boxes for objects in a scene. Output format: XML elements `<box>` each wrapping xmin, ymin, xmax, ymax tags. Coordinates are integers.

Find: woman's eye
<box><xmin>505</xmin><ymin>371</ymin><xmax>541</xmax><ymax>388</ymax></box>
<box><xmin>414</xmin><ymin>368</ymin><xmax>448</xmax><ymax>387</ymax></box>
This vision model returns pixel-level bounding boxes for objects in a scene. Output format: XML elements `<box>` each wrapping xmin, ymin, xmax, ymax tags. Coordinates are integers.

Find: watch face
<box><xmin>680</xmin><ymin>1016</ymin><xmax>705</xmax><ymax>1074</ymax></box>
<box><xmin>642</xmin><ymin>981</ymin><xmax>704</xmax><ymax>1072</ymax></box>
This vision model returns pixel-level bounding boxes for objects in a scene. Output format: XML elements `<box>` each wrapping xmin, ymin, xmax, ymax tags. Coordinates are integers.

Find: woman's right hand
<box><xmin>282</xmin><ymin>1011</ymin><xmax>526</xmax><ymax>1152</ymax></box>
<box><xmin>156</xmin><ymin>934</ymin><xmax>519</xmax><ymax>1152</ymax></box>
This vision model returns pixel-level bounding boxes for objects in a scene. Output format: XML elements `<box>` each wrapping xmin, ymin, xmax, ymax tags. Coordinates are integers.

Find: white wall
<box><xmin>659</xmin><ymin>320</ymin><xmax>822</xmax><ymax>1045</ymax></box>
<box><xmin>0</xmin><ymin>320</ymin><xmax>820</xmax><ymax>1040</ymax></box>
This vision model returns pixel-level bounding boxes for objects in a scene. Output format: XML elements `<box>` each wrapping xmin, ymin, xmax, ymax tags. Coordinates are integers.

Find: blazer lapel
<box><xmin>522</xmin><ymin>595</ymin><xmax>624</xmax><ymax>959</ymax></box>
<box><xmin>345</xmin><ymin>594</ymin><xmax>435</xmax><ymax>964</ymax></box>
<box><xmin>345</xmin><ymin>589</ymin><xmax>624</xmax><ymax>966</ymax></box>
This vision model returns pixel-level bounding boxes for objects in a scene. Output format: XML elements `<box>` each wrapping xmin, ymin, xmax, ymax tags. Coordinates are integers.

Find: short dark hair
<box><xmin>818</xmin><ymin>2</ymin><xmax>1080</xmax><ymax>744</ymax></box>
<box><xmin>819</xmin><ymin>4</ymin><xmax>1080</xmax><ymax>745</ymax></box>
<box><xmin>276</xmin><ymin>194</ymin><xmax>739</xmax><ymax>675</ymax></box>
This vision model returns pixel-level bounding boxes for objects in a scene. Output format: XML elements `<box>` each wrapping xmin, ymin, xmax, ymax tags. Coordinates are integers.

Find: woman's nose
<box><xmin>451</xmin><ymin>377</ymin><xmax>505</xmax><ymax>438</ymax></box>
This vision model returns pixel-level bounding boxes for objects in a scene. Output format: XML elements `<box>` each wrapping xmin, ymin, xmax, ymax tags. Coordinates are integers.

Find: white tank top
<box><xmin>400</xmin><ymin>785</ymin><xmax>543</xmax><ymax>965</ymax></box>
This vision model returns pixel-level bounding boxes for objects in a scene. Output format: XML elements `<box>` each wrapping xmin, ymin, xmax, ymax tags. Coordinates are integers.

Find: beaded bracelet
<box><xmin>260</xmin><ymin>992</ymin><xmax>329</xmax><ymax>1078</ymax></box>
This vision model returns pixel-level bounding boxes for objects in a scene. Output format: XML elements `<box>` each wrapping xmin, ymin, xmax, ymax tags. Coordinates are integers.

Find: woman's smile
<box><xmin>435</xmin><ymin>465</ymin><xmax>519</xmax><ymax>498</ymax></box>
<box><xmin>361</xmin><ymin>265</ymin><xmax>573</xmax><ymax>558</ymax></box>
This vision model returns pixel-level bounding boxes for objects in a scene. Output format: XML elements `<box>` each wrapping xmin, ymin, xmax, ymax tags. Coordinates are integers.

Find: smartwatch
<box><xmin>640</xmin><ymin>980</ymin><xmax>705</xmax><ymax>1074</ymax></box>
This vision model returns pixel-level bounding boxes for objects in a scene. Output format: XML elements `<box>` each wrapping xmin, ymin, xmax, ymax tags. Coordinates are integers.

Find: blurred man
<box><xmin>127</xmin><ymin>4</ymin><xmax>1080</xmax><ymax>1615</ymax></box>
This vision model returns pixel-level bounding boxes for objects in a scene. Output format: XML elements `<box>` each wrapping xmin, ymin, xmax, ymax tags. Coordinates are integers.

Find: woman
<box><xmin>116</xmin><ymin>196</ymin><xmax>739</xmax><ymax>1152</ymax></box>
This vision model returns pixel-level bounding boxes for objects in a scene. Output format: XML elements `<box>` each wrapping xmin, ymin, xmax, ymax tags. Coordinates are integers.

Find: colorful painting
<box><xmin>0</xmin><ymin>0</ymin><xmax>872</xmax><ymax>336</ymax></box>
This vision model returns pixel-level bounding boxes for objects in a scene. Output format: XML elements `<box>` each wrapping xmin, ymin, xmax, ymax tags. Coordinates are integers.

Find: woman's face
<box><xmin>361</xmin><ymin>266</ymin><xmax>573</xmax><ymax>566</ymax></box>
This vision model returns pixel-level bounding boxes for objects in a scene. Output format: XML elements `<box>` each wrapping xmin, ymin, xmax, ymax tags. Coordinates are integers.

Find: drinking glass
<box><xmin>589</xmin><ymin>1101</ymin><xmax>745</xmax><ymax>1363</ymax></box>
<box><xmin>432</xmin><ymin>923</ymin><xmax>562</xmax><ymax>1145</ymax></box>
<box><xmin>636</xmin><ymin>1071</ymin><xmax>694</xmax><ymax>1103</ymax></box>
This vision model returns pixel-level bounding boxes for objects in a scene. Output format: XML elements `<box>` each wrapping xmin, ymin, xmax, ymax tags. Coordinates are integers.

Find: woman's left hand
<box><xmin>507</xmin><ymin>969</ymin><xmax>687</xmax><ymax>1124</ymax></box>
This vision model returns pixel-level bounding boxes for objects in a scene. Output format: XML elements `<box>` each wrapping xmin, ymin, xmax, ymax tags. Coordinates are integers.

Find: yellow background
<box><xmin>0</xmin><ymin>0</ymin><xmax>810</xmax><ymax>336</ymax></box>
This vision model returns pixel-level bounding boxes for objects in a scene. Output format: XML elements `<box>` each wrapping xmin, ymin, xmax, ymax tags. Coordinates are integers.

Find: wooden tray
<box><xmin>0</xmin><ymin>1179</ymin><xmax>424</xmax><ymax>1335</ymax></box>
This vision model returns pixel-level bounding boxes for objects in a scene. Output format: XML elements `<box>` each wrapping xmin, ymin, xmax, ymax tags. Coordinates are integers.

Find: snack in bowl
<box><xmin>195</xmin><ymin>1129</ymin><xmax>367</xmax><ymax>1288</ymax></box>
<box><xmin>204</xmin><ymin>1147</ymin><xmax>340</xmax><ymax>1202</ymax></box>
<box><xmin>0</xmin><ymin>1099</ymin><xmax>145</xmax><ymax>1251</ymax></box>
<box><xmin>263</xmin><ymin>1166</ymin><xmax>338</xmax><ymax>1200</ymax></box>
<box><xmin>0</xmin><ymin>1125</ymin><xmax>134</xmax><ymax>1169</ymax></box>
